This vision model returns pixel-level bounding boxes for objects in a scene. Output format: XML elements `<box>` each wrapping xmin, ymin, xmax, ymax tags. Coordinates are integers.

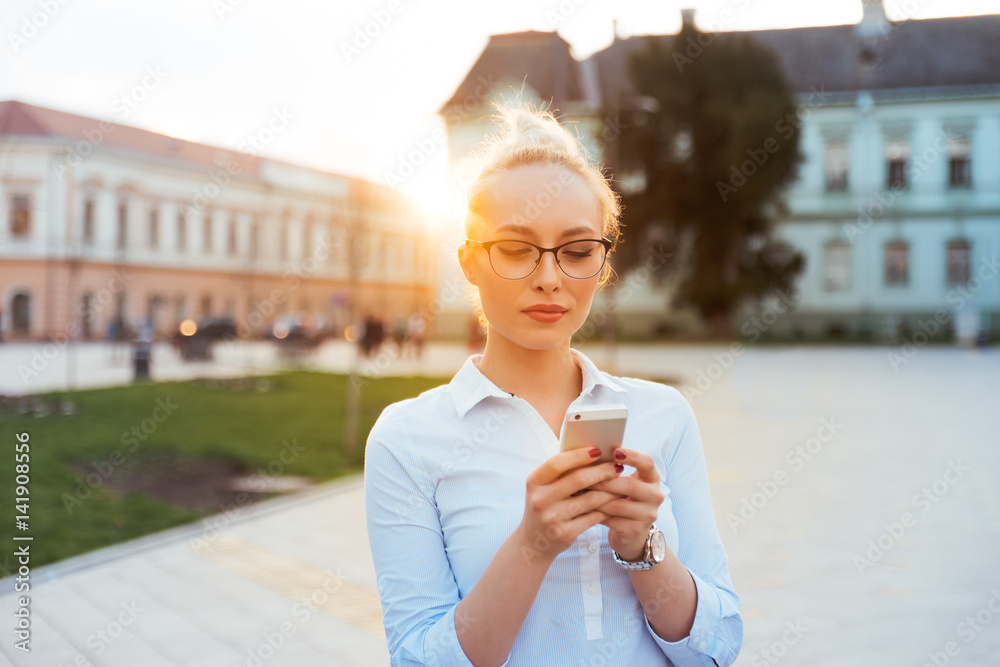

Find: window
<box><xmin>948</xmin><ymin>135</ymin><xmax>971</xmax><ymax>188</ymax></box>
<box><xmin>10</xmin><ymin>195</ymin><xmax>32</xmax><ymax>238</ymax></box>
<box><xmin>885</xmin><ymin>139</ymin><xmax>908</xmax><ymax>190</ymax></box>
<box><xmin>149</xmin><ymin>205</ymin><xmax>159</xmax><ymax>250</ymax></box>
<box><xmin>824</xmin><ymin>140</ymin><xmax>848</xmax><ymax>192</ymax></box>
<box><xmin>203</xmin><ymin>211</ymin><xmax>213</xmax><ymax>253</ymax></box>
<box><xmin>200</xmin><ymin>294</ymin><xmax>212</xmax><ymax>316</ymax></box>
<box><xmin>249</xmin><ymin>218</ymin><xmax>259</xmax><ymax>260</ymax></box>
<box><xmin>946</xmin><ymin>240</ymin><xmax>972</xmax><ymax>287</ymax></box>
<box><xmin>83</xmin><ymin>198</ymin><xmax>95</xmax><ymax>245</ymax></box>
<box><xmin>279</xmin><ymin>215</ymin><xmax>289</xmax><ymax>261</ymax></box>
<box><xmin>11</xmin><ymin>293</ymin><xmax>31</xmax><ymax>335</ymax></box>
<box><xmin>884</xmin><ymin>241</ymin><xmax>909</xmax><ymax>286</ymax></box>
<box><xmin>304</xmin><ymin>218</ymin><xmax>315</xmax><ymax>261</ymax></box>
<box><xmin>227</xmin><ymin>215</ymin><xmax>237</xmax><ymax>256</ymax></box>
<box><xmin>177</xmin><ymin>207</ymin><xmax>187</xmax><ymax>252</ymax></box>
<box><xmin>117</xmin><ymin>199</ymin><xmax>128</xmax><ymax>250</ymax></box>
<box><xmin>823</xmin><ymin>240</ymin><xmax>851</xmax><ymax>291</ymax></box>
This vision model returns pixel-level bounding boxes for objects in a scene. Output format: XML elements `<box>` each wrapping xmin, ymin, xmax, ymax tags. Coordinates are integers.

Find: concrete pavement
<box><xmin>1</xmin><ymin>341</ymin><xmax>998</xmax><ymax>666</ymax></box>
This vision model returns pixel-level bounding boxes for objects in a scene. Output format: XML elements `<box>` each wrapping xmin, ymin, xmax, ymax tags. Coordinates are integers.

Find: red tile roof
<box><xmin>0</xmin><ymin>99</ymin><xmax>262</xmax><ymax>177</ymax></box>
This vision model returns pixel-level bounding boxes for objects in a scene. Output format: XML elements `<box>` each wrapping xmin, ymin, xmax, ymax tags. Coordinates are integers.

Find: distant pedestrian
<box><xmin>407</xmin><ymin>311</ymin><xmax>425</xmax><ymax>359</ymax></box>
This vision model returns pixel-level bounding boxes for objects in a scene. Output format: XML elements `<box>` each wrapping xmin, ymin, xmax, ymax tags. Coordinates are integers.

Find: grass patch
<box><xmin>1</xmin><ymin>371</ymin><xmax>445</xmax><ymax>571</ymax></box>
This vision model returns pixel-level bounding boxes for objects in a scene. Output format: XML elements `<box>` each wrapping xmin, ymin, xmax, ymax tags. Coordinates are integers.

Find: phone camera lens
<box><xmin>574</xmin><ymin>414</ymin><xmax>581</xmax><ymax>420</ymax></box>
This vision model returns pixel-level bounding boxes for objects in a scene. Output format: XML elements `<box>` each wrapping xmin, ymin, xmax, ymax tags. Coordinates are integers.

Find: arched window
<box><xmin>11</xmin><ymin>293</ymin><xmax>31</xmax><ymax>335</ymax></box>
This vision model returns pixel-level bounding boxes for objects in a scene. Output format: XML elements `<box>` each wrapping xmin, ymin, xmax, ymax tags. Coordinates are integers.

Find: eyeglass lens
<box><xmin>488</xmin><ymin>240</ymin><xmax>606</xmax><ymax>279</ymax></box>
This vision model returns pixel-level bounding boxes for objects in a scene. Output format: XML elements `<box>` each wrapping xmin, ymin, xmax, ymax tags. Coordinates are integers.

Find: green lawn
<box><xmin>1</xmin><ymin>371</ymin><xmax>445</xmax><ymax>572</ymax></box>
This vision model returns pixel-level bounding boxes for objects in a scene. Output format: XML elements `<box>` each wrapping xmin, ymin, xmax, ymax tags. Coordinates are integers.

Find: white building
<box><xmin>0</xmin><ymin>101</ymin><xmax>435</xmax><ymax>342</ymax></box>
<box><xmin>438</xmin><ymin>1</ymin><xmax>1000</xmax><ymax>341</ymax></box>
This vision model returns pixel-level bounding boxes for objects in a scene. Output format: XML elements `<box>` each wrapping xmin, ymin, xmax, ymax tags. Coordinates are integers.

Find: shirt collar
<box><xmin>449</xmin><ymin>347</ymin><xmax>627</xmax><ymax>419</ymax></box>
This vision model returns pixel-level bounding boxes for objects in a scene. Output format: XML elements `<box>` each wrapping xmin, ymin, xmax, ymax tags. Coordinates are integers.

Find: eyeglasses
<box><xmin>465</xmin><ymin>238</ymin><xmax>613</xmax><ymax>280</ymax></box>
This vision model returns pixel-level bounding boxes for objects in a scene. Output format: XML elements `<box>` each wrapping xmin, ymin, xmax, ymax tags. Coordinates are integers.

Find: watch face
<box><xmin>650</xmin><ymin>530</ymin><xmax>667</xmax><ymax>563</ymax></box>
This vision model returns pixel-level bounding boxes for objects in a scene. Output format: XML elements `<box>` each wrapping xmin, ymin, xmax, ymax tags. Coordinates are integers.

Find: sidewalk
<box><xmin>1</xmin><ymin>474</ymin><xmax>387</xmax><ymax>667</ymax></box>
<box><xmin>2</xmin><ymin>343</ymin><xmax>999</xmax><ymax>666</ymax></box>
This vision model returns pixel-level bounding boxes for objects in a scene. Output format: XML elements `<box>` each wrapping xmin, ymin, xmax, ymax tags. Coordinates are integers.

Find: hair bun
<box><xmin>499</xmin><ymin>105</ymin><xmax>582</xmax><ymax>159</ymax></box>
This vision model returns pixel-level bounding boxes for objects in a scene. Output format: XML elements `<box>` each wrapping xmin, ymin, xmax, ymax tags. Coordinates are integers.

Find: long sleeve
<box><xmin>365</xmin><ymin>410</ymin><xmax>504</xmax><ymax>667</ymax></box>
<box><xmin>644</xmin><ymin>394</ymin><xmax>743</xmax><ymax>667</ymax></box>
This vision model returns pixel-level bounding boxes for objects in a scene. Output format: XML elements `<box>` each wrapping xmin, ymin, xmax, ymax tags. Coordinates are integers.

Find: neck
<box><xmin>475</xmin><ymin>331</ymin><xmax>582</xmax><ymax>400</ymax></box>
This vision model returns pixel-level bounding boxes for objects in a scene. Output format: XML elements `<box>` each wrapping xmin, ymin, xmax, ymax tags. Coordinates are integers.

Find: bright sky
<box><xmin>1</xmin><ymin>0</ymin><xmax>997</xmax><ymax>225</ymax></box>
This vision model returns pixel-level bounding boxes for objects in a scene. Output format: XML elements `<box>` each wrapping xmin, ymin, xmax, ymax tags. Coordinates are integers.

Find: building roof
<box><xmin>0</xmin><ymin>99</ymin><xmax>264</xmax><ymax>177</ymax></box>
<box><xmin>0</xmin><ymin>100</ymin><xmax>419</xmax><ymax>214</ymax></box>
<box><xmin>446</xmin><ymin>12</ymin><xmax>1000</xmax><ymax>114</ymax></box>
<box><xmin>440</xmin><ymin>31</ymin><xmax>593</xmax><ymax>114</ymax></box>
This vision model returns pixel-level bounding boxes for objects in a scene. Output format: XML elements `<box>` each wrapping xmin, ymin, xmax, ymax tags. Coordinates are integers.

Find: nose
<box><xmin>531</xmin><ymin>249</ymin><xmax>562</xmax><ymax>291</ymax></box>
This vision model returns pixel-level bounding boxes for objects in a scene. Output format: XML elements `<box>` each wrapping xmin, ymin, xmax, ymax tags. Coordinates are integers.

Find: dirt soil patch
<box><xmin>70</xmin><ymin>449</ymin><xmax>276</xmax><ymax>514</ymax></box>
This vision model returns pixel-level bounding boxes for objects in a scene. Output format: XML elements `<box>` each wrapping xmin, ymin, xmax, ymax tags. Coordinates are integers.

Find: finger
<box><xmin>560</xmin><ymin>489</ymin><xmax>620</xmax><ymax>519</ymax></box>
<box><xmin>593</xmin><ymin>497</ymin><xmax>659</xmax><ymax>523</ymax></box>
<box><xmin>550</xmin><ymin>461</ymin><xmax>622</xmax><ymax>500</ymax></box>
<box><xmin>613</xmin><ymin>448</ymin><xmax>660</xmax><ymax>484</ymax></box>
<box><xmin>531</xmin><ymin>447</ymin><xmax>605</xmax><ymax>486</ymax></box>
<box><xmin>588</xmin><ymin>475</ymin><xmax>663</xmax><ymax>506</ymax></box>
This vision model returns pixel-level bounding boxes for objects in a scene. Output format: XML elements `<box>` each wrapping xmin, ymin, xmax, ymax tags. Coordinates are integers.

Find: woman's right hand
<box><xmin>517</xmin><ymin>447</ymin><xmax>623</xmax><ymax>564</ymax></box>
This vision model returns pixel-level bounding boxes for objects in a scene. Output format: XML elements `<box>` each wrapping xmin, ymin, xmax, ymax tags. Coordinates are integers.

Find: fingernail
<box><xmin>588</xmin><ymin>448</ymin><xmax>601</xmax><ymax>458</ymax></box>
<box><xmin>614</xmin><ymin>463</ymin><xmax>624</xmax><ymax>473</ymax></box>
<box><xmin>614</xmin><ymin>449</ymin><xmax>627</xmax><ymax>461</ymax></box>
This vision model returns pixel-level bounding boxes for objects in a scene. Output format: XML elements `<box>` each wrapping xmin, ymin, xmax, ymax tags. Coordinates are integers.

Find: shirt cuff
<box><xmin>423</xmin><ymin>604</ymin><xmax>512</xmax><ymax>667</ymax></box>
<box><xmin>643</xmin><ymin>569</ymin><xmax>723</xmax><ymax>667</ymax></box>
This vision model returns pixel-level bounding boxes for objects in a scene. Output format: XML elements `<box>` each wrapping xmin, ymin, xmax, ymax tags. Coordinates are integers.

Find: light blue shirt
<box><xmin>364</xmin><ymin>348</ymin><xmax>742</xmax><ymax>666</ymax></box>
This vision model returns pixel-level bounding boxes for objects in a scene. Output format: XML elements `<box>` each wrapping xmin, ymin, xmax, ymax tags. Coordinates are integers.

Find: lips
<box><xmin>523</xmin><ymin>304</ymin><xmax>567</xmax><ymax>323</ymax></box>
<box><xmin>523</xmin><ymin>305</ymin><xmax>568</xmax><ymax>313</ymax></box>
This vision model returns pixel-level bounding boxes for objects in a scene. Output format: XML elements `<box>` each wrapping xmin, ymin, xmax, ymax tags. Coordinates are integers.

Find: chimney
<box><xmin>857</xmin><ymin>0</ymin><xmax>889</xmax><ymax>38</ymax></box>
<box><xmin>680</xmin><ymin>8</ymin><xmax>696</xmax><ymax>31</ymax></box>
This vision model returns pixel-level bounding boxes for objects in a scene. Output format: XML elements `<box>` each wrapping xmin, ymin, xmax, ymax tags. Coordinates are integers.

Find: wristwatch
<box><xmin>613</xmin><ymin>524</ymin><xmax>666</xmax><ymax>571</ymax></box>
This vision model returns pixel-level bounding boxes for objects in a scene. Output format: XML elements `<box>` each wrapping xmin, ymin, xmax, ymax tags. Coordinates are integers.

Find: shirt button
<box><xmin>588</xmin><ymin>543</ymin><xmax>598</xmax><ymax>553</ymax></box>
<box><xmin>588</xmin><ymin>584</ymin><xmax>598</xmax><ymax>595</ymax></box>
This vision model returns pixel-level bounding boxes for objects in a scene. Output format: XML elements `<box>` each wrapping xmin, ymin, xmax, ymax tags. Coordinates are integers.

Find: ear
<box><xmin>457</xmin><ymin>243</ymin><xmax>478</xmax><ymax>286</ymax></box>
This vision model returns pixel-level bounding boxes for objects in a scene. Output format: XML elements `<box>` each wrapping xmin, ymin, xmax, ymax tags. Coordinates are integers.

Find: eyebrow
<box><xmin>493</xmin><ymin>223</ymin><xmax>599</xmax><ymax>239</ymax></box>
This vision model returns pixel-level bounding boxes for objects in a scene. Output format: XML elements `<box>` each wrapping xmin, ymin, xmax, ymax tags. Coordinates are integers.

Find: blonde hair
<box><xmin>461</xmin><ymin>101</ymin><xmax>623</xmax><ymax>330</ymax></box>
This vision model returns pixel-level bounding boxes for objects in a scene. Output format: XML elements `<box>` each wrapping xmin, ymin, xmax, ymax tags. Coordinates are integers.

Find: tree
<box><xmin>611</xmin><ymin>23</ymin><xmax>806</xmax><ymax>337</ymax></box>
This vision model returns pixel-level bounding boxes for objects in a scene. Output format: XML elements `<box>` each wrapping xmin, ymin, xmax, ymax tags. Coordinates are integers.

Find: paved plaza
<box><xmin>1</xmin><ymin>341</ymin><xmax>998</xmax><ymax>666</ymax></box>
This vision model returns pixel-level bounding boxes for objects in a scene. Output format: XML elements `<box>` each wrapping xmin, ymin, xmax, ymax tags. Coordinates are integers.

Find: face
<box><xmin>459</xmin><ymin>162</ymin><xmax>604</xmax><ymax>351</ymax></box>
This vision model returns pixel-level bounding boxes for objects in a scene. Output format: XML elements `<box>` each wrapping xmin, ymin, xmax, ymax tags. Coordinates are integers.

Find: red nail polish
<box><xmin>614</xmin><ymin>463</ymin><xmax>624</xmax><ymax>473</ymax></box>
<box><xmin>588</xmin><ymin>448</ymin><xmax>601</xmax><ymax>458</ymax></box>
<box><xmin>614</xmin><ymin>449</ymin><xmax>627</xmax><ymax>461</ymax></box>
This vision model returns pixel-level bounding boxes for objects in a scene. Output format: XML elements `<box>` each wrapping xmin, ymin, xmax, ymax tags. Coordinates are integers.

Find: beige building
<box><xmin>0</xmin><ymin>100</ymin><xmax>435</xmax><ymax>342</ymax></box>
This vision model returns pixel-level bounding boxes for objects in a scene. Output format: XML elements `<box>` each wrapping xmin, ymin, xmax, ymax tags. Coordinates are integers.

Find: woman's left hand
<box><xmin>588</xmin><ymin>448</ymin><xmax>665</xmax><ymax>562</ymax></box>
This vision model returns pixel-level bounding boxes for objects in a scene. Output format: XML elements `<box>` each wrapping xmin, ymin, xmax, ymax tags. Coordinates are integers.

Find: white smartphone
<box><xmin>558</xmin><ymin>403</ymin><xmax>628</xmax><ymax>464</ymax></box>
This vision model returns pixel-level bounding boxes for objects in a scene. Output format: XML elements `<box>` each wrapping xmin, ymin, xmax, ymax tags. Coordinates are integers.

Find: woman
<box><xmin>365</xmin><ymin>104</ymin><xmax>742</xmax><ymax>666</ymax></box>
